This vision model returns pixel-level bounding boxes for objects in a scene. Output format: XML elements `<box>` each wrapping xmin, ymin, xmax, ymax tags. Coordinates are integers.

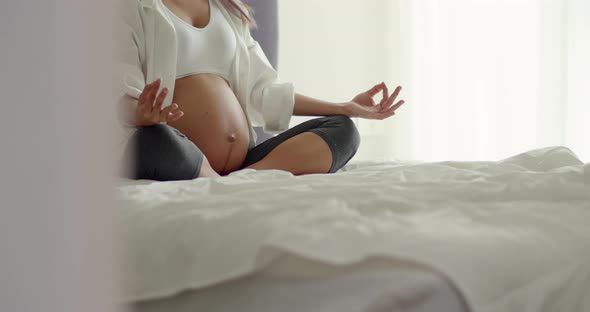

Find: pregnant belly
<box><xmin>167</xmin><ymin>74</ymin><xmax>250</xmax><ymax>175</ymax></box>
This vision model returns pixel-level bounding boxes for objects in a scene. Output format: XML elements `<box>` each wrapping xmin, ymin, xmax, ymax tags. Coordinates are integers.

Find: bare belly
<box><xmin>167</xmin><ymin>74</ymin><xmax>250</xmax><ymax>175</ymax></box>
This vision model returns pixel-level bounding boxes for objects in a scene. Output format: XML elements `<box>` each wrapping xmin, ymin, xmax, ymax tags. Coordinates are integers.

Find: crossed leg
<box><xmin>245</xmin><ymin>132</ymin><xmax>333</xmax><ymax>175</ymax></box>
<box><xmin>241</xmin><ymin>115</ymin><xmax>360</xmax><ymax>175</ymax></box>
<box><xmin>125</xmin><ymin>116</ymin><xmax>359</xmax><ymax>181</ymax></box>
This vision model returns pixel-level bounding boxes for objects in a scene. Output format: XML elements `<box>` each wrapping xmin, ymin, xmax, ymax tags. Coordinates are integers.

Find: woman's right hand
<box><xmin>134</xmin><ymin>79</ymin><xmax>184</xmax><ymax>126</ymax></box>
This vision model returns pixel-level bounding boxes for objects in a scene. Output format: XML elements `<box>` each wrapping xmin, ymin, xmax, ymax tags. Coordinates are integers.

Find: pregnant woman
<box><xmin>119</xmin><ymin>0</ymin><xmax>405</xmax><ymax>180</ymax></box>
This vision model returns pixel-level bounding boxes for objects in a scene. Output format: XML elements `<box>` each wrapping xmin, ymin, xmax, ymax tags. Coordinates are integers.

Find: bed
<box><xmin>117</xmin><ymin>146</ymin><xmax>590</xmax><ymax>312</ymax></box>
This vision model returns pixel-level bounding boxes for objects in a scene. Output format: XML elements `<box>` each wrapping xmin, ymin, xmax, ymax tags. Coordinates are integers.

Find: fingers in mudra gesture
<box><xmin>135</xmin><ymin>79</ymin><xmax>184</xmax><ymax>126</ymax></box>
<box><xmin>345</xmin><ymin>82</ymin><xmax>406</xmax><ymax>120</ymax></box>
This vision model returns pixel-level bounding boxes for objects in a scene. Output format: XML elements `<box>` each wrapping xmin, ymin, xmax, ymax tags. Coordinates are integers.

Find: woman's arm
<box><xmin>293</xmin><ymin>83</ymin><xmax>406</xmax><ymax>120</ymax></box>
<box><xmin>293</xmin><ymin>94</ymin><xmax>346</xmax><ymax>116</ymax></box>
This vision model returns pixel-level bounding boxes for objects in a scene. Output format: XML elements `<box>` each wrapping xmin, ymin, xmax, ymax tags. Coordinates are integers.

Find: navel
<box><xmin>220</xmin><ymin>133</ymin><xmax>237</xmax><ymax>175</ymax></box>
<box><xmin>227</xmin><ymin>133</ymin><xmax>237</xmax><ymax>143</ymax></box>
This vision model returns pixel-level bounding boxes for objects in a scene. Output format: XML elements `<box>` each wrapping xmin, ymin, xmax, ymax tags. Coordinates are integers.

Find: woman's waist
<box><xmin>172</xmin><ymin>75</ymin><xmax>248</xmax><ymax>122</ymax></box>
<box><xmin>172</xmin><ymin>73</ymin><xmax>236</xmax><ymax>100</ymax></box>
<box><xmin>170</xmin><ymin>77</ymin><xmax>252</xmax><ymax>173</ymax></box>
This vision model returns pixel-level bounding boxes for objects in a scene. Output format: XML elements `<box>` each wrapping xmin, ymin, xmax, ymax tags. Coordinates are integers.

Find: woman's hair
<box><xmin>219</xmin><ymin>0</ymin><xmax>256</xmax><ymax>28</ymax></box>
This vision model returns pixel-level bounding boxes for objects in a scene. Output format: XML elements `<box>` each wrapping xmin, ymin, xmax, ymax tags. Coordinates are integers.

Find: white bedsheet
<box><xmin>118</xmin><ymin>146</ymin><xmax>590</xmax><ymax>312</ymax></box>
<box><xmin>133</xmin><ymin>257</ymin><xmax>470</xmax><ymax>312</ymax></box>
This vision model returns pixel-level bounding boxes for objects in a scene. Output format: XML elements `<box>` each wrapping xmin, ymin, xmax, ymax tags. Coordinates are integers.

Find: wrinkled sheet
<box><xmin>133</xmin><ymin>257</ymin><xmax>470</xmax><ymax>312</ymax></box>
<box><xmin>117</xmin><ymin>146</ymin><xmax>590</xmax><ymax>312</ymax></box>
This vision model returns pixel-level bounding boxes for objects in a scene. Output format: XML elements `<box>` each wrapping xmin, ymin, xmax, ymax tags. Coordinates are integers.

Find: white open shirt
<box><xmin>116</xmin><ymin>0</ymin><xmax>295</xmax><ymax>154</ymax></box>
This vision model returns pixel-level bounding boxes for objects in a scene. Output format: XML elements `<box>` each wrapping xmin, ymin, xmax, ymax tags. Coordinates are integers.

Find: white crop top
<box><xmin>164</xmin><ymin>0</ymin><xmax>237</xmax><ymax>80</ymax></box>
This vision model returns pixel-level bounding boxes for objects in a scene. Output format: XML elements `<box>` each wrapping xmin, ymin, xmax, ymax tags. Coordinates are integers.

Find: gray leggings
<box><xmin>124</xmin><ymin>115</ymin><xmax>360</xmax><ymax>181</ymax></box>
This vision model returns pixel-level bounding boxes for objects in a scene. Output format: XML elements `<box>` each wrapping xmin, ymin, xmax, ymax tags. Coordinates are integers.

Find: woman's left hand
<box><xmin>342</xmin><ymin>83</ymin><xmax>406</xmax><ymax>120</ymax></box>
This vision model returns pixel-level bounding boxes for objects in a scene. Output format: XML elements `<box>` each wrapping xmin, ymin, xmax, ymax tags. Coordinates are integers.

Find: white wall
<box><xmin>566</xmin><ymin>0</ymin><xmax>590</xmax><ymax>161</ymax></box>
<box><xmin>278</xmin><ymin>0</ymin><xmax>407</xmax><ymax>161</ymax></box>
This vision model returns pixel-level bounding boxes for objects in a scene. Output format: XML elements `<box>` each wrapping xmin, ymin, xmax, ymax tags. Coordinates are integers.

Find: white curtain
<box><xmin>279</xmin><ymin>0</ymin><xmax>588</xmax><ymax>162</ymax></box>
<box><xmin>387</xmin><ymin>0</ymin><xmax>589</xmax><ymax>162</ymax></box>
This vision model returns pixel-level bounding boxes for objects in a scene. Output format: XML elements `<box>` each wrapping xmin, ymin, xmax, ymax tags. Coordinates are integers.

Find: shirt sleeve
<box><xmin>242</xmin><ymin>27</ymin><xmax>295</xmax><ymax>134</ymax></box>
<box><xmin>114</xmin><ymin>0</ymin><xmax>148</xmax><ymax>127</ymax></box>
